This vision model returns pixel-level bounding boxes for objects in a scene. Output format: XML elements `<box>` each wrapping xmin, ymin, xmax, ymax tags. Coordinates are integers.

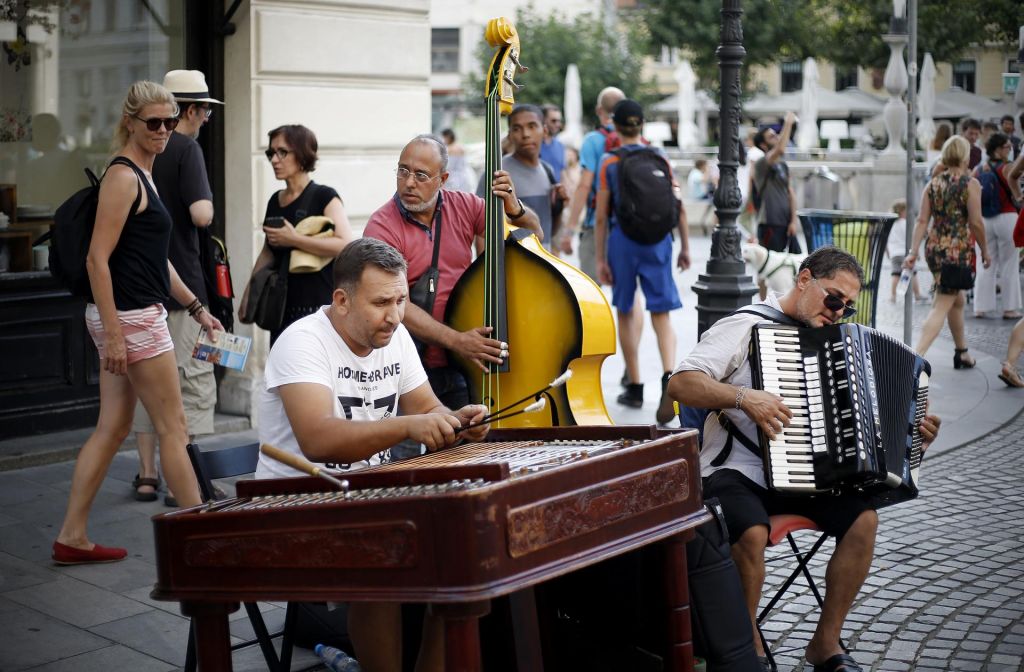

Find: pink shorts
<box><xmin>85</xmin><ymin>304</ymin><xmax>174</xmax><ymax>365</ymax></box>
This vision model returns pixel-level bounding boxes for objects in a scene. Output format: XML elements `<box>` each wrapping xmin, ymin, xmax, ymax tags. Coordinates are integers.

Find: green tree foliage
<box><xmin>818</xmin><ymin>0</ymin><xmax>1024</xmax><ymax>70</ymax></box>
<box><xmin>640</xmin><ymin>0</ymin><xmax>1024</xmax><ymax>87</ymax></box>
<box><xmin>465</xmin><ymin>8</ymin><xmax>657</xmax><ymax>127</ymax></box>
<box><xmin>640</xmin><ymin>0</ymin><xmax>829</xmax><ymax>87</ymax></box>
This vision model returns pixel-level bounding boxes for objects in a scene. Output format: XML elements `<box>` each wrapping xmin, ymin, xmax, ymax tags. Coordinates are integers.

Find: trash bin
<box><xmin>797</xmin><ymin>209</ymin><xmax>896</xmax><ymax>329</ymax></box>
<box><xmin>802</xmin><ymin>166</ymin><xmax>840</xmax><ymax>210</ymax></box>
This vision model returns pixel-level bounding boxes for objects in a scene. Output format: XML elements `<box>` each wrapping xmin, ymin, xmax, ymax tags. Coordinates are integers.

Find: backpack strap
<box><xmin>540</xmin><ymin>160</ymin><xmax>556</xmax><ymax>185</ymax></box>
<box><xmin>108</xmin><ymin>157</ymin><xmax>144</xmax><ymax>217</ymax></box>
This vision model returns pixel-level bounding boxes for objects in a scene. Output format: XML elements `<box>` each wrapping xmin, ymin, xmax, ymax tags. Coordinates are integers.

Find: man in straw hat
<box><xmin>131</xmin><ymin>70</ymin><xmax>225</xmax><ymax>506</ymax></box>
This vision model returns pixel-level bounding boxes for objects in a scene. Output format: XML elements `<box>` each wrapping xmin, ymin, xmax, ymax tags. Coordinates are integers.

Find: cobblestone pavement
<box><xmin>761</xmin><ymin>409</ymin><xmax>1024</xmax><ymax>672</ymax></box>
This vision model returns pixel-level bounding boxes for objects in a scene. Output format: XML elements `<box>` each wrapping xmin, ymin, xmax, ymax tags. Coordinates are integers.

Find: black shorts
<box><xmin>703</xmin><ymin>469</ymin><xmax>874</xmax><ymax>545</ymax></box>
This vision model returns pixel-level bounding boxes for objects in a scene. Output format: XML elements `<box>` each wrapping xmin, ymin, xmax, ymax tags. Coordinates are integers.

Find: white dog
<box><xmin>742</xmin><ymin>243</ymin><xmax>807</xmax><ymax>295</ymax></box>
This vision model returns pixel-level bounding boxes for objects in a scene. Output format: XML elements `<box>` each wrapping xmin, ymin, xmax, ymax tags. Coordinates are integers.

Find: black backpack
<box><xmin>36</xmin><ymin>157</ymin><xmax>140</xmax><ymax>300</ymax></box>
<box><xmin>611</xmin><ymin>146</ymin><xmax>680</xmax><ymax>245</ymax></box>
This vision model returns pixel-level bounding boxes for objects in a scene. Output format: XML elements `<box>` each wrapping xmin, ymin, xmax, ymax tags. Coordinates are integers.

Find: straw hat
<box><xmin>289</xmin><ymin>216</ymin><xmax>335</xmax><ymax>273</ymax></box>
<box><xmin>162</xmin><ymin>70</ymin><xmax>224</xmax><ymax>104</ymax></box>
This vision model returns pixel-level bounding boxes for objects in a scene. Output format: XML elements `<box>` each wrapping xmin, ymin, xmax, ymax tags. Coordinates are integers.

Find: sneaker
<box><xmin>616</xmin><ymin>383</ymin><xmax>643</xmax><ymax>408</ymax></box>
<box><xmin>656</xmin><ymin>372</ymin><xmax>676</xmax><ymax>425</ymax></box>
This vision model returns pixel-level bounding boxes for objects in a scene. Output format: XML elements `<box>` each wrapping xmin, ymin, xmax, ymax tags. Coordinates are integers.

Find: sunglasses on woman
<box><xmin>812</xmin><ymin>278</ymin><xmax>857</xmax><ymax>318</ymax></box>
<box><xmin>265</xmin><ymin>148</ymin><xmax>291</xmax><ymax>161</ymax></box>
<box><xmin>133</xmin><ymin>115</ymin><xmax>179</xmax><ymax>132</ymax></box>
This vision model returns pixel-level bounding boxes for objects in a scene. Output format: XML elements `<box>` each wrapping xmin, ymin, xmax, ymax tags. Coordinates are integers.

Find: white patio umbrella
<box><xmin>560</xmin><ymin>64</ymin><xmax>584</xmax><ymax>149</ymax></box>
<box><xmin>675</xmin><ymin>60</ymin><xmax>700</xmax><ymax>148</ymax></box>
<box><xmin>796</xmin><ymin>57</ymin><xmax>820</xmax><ymax>150</ymax></box>
<box><xmin>916</xmin><ymin>53</ymin><xmax>937</xmax><ymax>151</ymax></box>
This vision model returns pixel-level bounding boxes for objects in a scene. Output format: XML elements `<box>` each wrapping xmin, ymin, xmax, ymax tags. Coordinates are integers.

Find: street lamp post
<box><xmin>692</xmin><ymin>0</ymin><xmax>758</xmax><ymax>337</ymax></box>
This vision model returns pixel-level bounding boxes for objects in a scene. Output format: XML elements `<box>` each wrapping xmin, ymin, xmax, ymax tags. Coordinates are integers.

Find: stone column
<box><xmin>881</xmin><ymin>31</ymin><xmax>909</xmax><ymax>155</ymax></box>
<box><xmin>691</xmin><ymin>0</ymin><xmax>758</xmax><ymax>338</ymax></box>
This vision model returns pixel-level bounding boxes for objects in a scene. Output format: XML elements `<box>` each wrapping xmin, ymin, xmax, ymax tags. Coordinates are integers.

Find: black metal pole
<box><xmin>692</xmin><ymin>0</ymin><xmax>758</xmax><ymax>337</ymax></box>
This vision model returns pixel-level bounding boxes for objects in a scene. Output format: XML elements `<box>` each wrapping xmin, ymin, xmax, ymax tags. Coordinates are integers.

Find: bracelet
<box><xmin>185</xmin><ymin>298</ymin><xmax>201</xmax><ymax>314</ymax></box>
<box><xmin>735</xmin><ymin>386</ymin><xmax>747</xmax><ymax>410</ymax></box>
<box><xmin>187</xmin><ymin>300</ymin><xmax>205</xmax><ymax>317</ymax></box>
<box><xmin>507</xmin><ymin>198</ymin><xmax>526</xmax><ymax>220</ymax></box>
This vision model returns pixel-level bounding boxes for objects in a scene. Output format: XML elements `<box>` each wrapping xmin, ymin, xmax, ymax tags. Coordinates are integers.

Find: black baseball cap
<box><xmin>612</xmin><ymin>99</ymin><xmax>644</xmax><ymax>127</ymax></box>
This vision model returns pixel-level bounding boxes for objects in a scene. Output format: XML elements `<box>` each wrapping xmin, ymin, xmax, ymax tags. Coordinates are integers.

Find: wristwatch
<box><xmin>507</xmin><ymin>199</ymin><xmax>526</xmax><ymax>220</ymax></box>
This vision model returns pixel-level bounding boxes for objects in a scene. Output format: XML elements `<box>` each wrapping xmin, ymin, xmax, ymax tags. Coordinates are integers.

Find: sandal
<box><xmin>132</xmin><ymin>474</ymin><xmax>160</xmax><ymax>502</ymax></box>
<box><xmin>998</xmin><ymin>362</ymin><xmax>1024</xmax><ymax>388</ymax></box>
<box><xmin>953</xmin><ymin>348</ymin><xmax>976</xmax><ymax>370</ymax></box>
<box><xmin>811</xmin><ymin>653</ymin><xmax>863</xmax><ymax>672</ymax></box>
<box><xmin>1003</xmin><ymin>312</ymin><xmax>1023</xmax><ymax>320</ymax></box>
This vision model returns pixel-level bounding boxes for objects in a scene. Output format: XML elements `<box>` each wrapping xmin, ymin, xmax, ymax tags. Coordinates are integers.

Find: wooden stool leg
<box><xmin>430</xmin><ymin>601</ymin><xmax>491</xmax><ymax>672</ymax></box>
<box><xmin>181</xmin><ymin>601</ymin><xmax>238</xmax><ymax>672</ymax></box>
<box><xmin>664</xmin><ymin>530</ymin><xmax>696</xmax><ymax>672</ymax></box>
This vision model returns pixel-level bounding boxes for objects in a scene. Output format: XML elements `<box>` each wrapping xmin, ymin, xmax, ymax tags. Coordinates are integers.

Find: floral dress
<box><xmin>924</xmin><ymin>172</ymin><xmax>974</xmax><ymax>294</ymax></box>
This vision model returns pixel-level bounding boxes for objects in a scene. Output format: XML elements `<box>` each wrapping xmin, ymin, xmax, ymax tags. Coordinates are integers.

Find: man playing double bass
<box><xmin>364</xmin><ymin>134</ymin><xmax>542</xmax><ymax>428</ymax></box>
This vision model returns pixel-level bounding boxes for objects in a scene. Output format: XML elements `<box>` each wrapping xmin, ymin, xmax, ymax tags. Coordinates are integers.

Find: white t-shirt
<box><xmin>673</xmin><ymin>293</ymin><xmax>784</xmax><ymax>488</ymax></box>
<box><xmin>255</xmin><ymin>308</ymin><xmax>429</xmax><ymax>479</ymax></box>
<box><xmin>885</xmin><ymin>217</ymin><xmax>922</xmax><ymax>265</ymax></box>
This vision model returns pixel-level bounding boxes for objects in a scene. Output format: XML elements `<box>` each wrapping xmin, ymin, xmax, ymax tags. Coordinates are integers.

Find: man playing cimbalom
<box><xmin>131</xmin><ymin>70</ymin><xmax>224</xmax><ymax>506</ymax></box>
<box><xmin>364</xmin><ymin>134</ymin><xmax>541</xmax><ymax>450</ymax></box>
<box><xmin>667</xmin><ymin>246</ymin><xmax>942</xmax><ymax>672</ymax></box>
<box><xmin>254</xmin><ymin>238</ymin><xmax>489</xmax><ymax>671</ymax></box>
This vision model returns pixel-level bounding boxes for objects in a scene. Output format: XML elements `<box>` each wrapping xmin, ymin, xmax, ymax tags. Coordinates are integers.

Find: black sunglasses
<box><xmin>812</xmin><ymin>278</ymin><xmax>857</xmax><ymax>318</ymax></box>
<box><xmin>265</xmin><ymin>148</ymin><xmax>291</xmax><ymax>161</ymax></box>
<box><xmin>133</xmin><ymin>115</ymin><xmax>178</xmax><ymax>132</ymax></box>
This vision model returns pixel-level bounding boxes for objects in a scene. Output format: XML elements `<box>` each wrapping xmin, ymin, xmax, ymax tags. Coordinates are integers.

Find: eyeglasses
<box><xmin>197</xmin><ymin>106</ymin><xmax>212</xmax><ymax>120</ymax></box>
<box><xmin>133</xmin><ymin>115</ymin><xmax>179</xmax><ymax>132</ymax></box>
<box><xmin>395</xmin><ymin>167</ymin><xmax>441</xmax><ymax>184</ymax></box>
<box><xmin>265</xmin><ymin>147</ymin><xmax>291</xmax><ymax>161</ymax></box>
<box><xmin>813</xmin><ymin>278</ymin><xmax>857</xmax><ymax>318</ymax></box>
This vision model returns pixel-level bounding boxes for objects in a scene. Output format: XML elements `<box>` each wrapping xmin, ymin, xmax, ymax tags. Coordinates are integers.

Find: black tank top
<box><xmin>106</xmin><ymin>157</ymin><xmax>173</xmax><ymax>310</ymax></box>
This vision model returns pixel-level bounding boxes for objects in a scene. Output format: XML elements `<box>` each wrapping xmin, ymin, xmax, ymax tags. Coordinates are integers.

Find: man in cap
<box><xmin>593</xmin><ymin>99</ymin><xmax>689</xmax><ymax>421</ymax></box>
<box><xmin>131</xmin><ymin>70</ymin><xmax>225</xmax><ymax>505</ymax></box>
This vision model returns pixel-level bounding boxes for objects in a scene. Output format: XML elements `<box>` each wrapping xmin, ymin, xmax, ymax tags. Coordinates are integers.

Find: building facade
<box><xmin>0</xmin><ymin>0</ymin><xmax>430</xmax><ymax>441</ymax></box>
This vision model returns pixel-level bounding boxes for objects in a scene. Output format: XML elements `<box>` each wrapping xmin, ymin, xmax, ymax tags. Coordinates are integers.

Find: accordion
<box><xmin>749</xmin><ymin>323</ymin><xmax>930</xmax><ymax>506</ymax></box>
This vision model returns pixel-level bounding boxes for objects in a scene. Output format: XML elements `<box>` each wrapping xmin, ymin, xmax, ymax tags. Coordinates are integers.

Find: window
<box><xmin>658</xmin><ymin>45</ymin><xmax>679</xmax><ymax>66</ymax></box>
<box><xmin>1009</xmin><ymin>59</ymin><xmax>1019</xmax><ymax>74</ymax></box>
<box><xmin>781</xmin><ymin>60</ymin><xmax>802</xmax><ymax>93</ymax></box>
<box><xmin>952</xmin><ymin>60</ymin><xmax>976</xmax><ymax>92</ymax></box>
<box><xmin>431</xmin><ymin>28</ymin><xmax>460</xmax><ymax>74</ymax></box>
<box><xmin>835</xmin><ymin>66</ymin><xmax>858</xmax><ymax>91</ymax></box>
<box><xmin>0</xmin><ymin>1</ymin><xmax>186</xmax><ymax>276</ymax></box>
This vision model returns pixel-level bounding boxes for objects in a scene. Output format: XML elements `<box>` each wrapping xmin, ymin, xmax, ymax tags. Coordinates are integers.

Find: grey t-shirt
<box><xmin>753</xmin><ymin>156</ymin><xmax>792</xmax><ymax>227</ymax></box>
<box><xmin>477</xmin><ymin>154</ymin><xmax>553</xmax><ymax>247</ymax></box>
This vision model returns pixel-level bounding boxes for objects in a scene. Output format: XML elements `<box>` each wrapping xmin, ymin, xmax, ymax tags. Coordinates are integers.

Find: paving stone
<box><xmin>3</xmin><ymin>575</ymin><xmax>151</xmax><ymax>629</ymax></box>
<box><xmin>87</xmin><ymin>608</ymin><xmax>191</xmax><ymax>667</ymax></box>
<box><xmin>0</xmin><ymin>597</ymin><xmax>110</xmax><ymax>670</ymax></box>
<box><xmin>20</xmin><ymin>644</ymin><xmax>177</xmax><ymax>672</ymax></box>
<box><xmin>0</xmin><ymin>549</ymin><xmax>61</xmax><ymax>593</ymax></box>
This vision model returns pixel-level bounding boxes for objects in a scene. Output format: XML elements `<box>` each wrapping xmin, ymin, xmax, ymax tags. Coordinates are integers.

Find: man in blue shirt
<box><xmin>595</xmin><ymin>99</ymin><xmax>690</xmax><ymax>421</ymax></box>
<box><xmin>539</xmin><ymin>104</ymin><xmax>566</xmax><ymax>181</ymax></box>
<box><xmin>560</xmin><ymin>86</ymin><xmax>624</xmax><ymax>282</ymax></box>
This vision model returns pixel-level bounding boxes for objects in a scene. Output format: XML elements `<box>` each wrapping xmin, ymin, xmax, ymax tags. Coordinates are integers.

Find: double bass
<box><xmin>446</xmin><ymin>18</ymin><xmax>616</xmax><ymax>428</ymax></box>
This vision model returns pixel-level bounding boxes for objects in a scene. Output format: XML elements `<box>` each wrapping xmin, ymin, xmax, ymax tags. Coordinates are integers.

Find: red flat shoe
<box><xmin>52</xmin><ymin>541</ymin><xmax>127</xmax><ymax>565</ymax></box>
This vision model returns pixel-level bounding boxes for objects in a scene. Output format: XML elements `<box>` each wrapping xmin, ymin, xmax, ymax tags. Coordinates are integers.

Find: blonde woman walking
<box><xmin>53</xmin><ymin>81</ymin><xmax>218</xmax><ymax>564</ymax></box>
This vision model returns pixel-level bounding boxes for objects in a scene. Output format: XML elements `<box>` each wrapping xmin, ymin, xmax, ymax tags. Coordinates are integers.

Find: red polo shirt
<box><xmin>364</xmin><ymin>190</ymin><xmax>485</xmax><ymax>368</ymax></box>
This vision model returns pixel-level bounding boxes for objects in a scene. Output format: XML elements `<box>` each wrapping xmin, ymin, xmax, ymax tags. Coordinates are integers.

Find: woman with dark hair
<box><xmin>905</xmin><ymin>135</ymin><xmax>991</xmax><ymax>367</ymax></box>
<box><xmin>972</xmin><ymin>132</ymin><xmax>1021</xmax><ymax>319</ymax></box>
<box><xmin>240</xmin><ymin>125</ymin><xmax>353</xmax><ymax>343</ymax></box>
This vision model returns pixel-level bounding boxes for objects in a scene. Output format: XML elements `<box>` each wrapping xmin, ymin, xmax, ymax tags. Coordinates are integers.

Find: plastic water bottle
<box><xmin>314</xmin><ymin>643</ymin><xmax>362</xmax><ymax>672</ymax></box>
<box><xmin>896</xmin><ymin>268</ymin><xmax>912</xmax><ymax>298</ymax></box>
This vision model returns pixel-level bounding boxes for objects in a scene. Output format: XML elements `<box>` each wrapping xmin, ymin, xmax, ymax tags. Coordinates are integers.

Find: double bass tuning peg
<box><xmin>503</xmin><ymin>75</ymin><xmax>524</xmax><ymax>91</ymax></box>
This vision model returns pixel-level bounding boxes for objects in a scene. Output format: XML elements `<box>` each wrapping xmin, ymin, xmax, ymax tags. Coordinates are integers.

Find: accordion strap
<box><xmin>710</xmin><ymin>411</ymin><xmax>762</xmax><ymax>466</ymax></box>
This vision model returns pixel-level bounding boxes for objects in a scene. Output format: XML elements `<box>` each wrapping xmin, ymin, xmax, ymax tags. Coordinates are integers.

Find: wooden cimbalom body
<box><xmin>151</xmin><ymin>426</ymin><xmax>709</xmax><ymax>671</ymax></box>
